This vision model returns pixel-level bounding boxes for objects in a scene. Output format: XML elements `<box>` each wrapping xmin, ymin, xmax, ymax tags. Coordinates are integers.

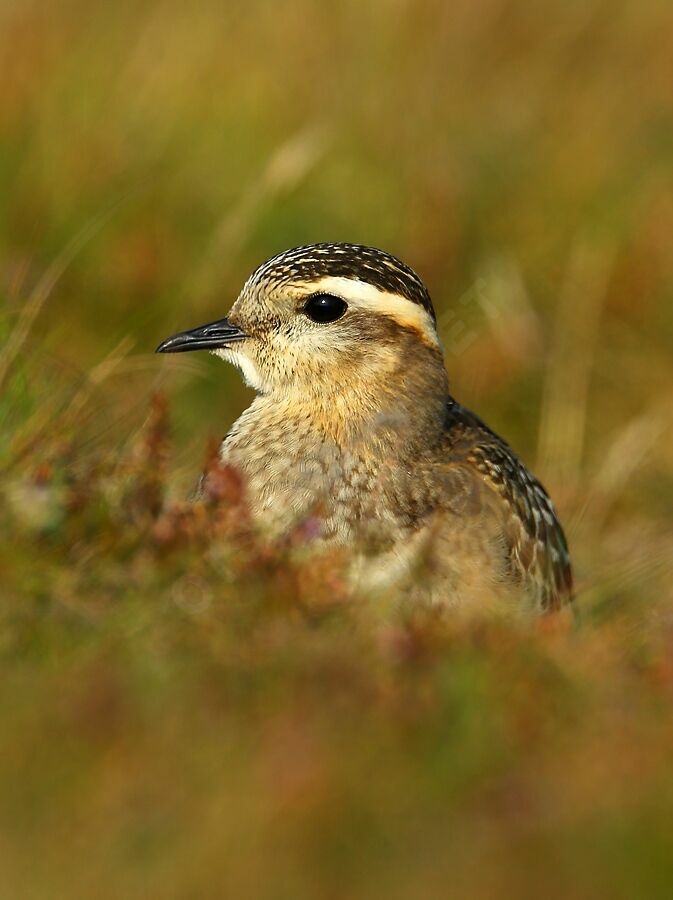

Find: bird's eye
<box><xmin>303</xmin><ymin>293</ymin><xmax>347</xmax><ymax>324</ymax></box>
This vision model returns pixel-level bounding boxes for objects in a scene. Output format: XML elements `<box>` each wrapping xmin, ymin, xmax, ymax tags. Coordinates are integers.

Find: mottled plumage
<box><xmin>442</xmin><ymin>401</ymin><xmax>572</xmax><ymax>610</ymax></box>
<box><xmin>158</xmin><ymin>242</ymin><xmax>572</xmax><ymax>612</ymax></box>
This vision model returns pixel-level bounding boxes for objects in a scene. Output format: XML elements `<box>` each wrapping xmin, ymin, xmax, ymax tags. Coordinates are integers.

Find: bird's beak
<box><xmin>155</xmin><ymin>317</ymin><xmax>247</xmax><ymax>353</ymax></box>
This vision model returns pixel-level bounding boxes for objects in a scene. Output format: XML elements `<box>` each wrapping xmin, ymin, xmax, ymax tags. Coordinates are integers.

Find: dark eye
<box><xmin>303</xmin><ymin>293</ymin><xmax>347</xmax><ymax>324</ymax></box>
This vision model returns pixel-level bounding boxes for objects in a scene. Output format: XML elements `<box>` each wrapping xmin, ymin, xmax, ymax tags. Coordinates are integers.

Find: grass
<box><xmin>1</xmin><ymin>1</ymin><xmax>673</xmax><ymax>897</ymax></box>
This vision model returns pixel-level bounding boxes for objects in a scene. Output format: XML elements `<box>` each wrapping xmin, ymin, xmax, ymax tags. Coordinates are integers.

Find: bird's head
<box><xmin>157</xmin><ymin>243</ymin><xmax>447</xmax><ymax>409</ymax></box>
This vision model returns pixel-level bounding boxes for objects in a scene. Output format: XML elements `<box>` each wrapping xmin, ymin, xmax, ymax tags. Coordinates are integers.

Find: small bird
<box><xmin>157</xmin><ymin>243</ymin><xmax>572</xmax><ymax>612</ymax></box>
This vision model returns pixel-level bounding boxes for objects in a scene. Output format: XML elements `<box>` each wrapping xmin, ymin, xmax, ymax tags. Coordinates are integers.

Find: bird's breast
<box><xmin>218</xmin><ymin>402</ymin><xmax>419</xmax><ymax>546</ymax></box>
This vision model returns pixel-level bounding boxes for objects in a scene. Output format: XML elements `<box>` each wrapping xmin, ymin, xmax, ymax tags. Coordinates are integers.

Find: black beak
<box><xmin>155</xmin><ymin>317</ymin><xmax>247</xmax><ymax>353</ymax></box>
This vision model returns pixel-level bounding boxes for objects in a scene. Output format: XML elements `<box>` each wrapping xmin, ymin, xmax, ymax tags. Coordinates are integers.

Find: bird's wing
<box><xmin>441</xmin><ymin>402</ymin><xmax>573</xmax><ymax>611</ymax></box>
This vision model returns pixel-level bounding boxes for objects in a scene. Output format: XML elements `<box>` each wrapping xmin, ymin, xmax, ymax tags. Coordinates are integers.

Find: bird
<box><xmin>157</xmin><ymin>242</ymin><xmax>572</xmax><ymax>613</ymax></box>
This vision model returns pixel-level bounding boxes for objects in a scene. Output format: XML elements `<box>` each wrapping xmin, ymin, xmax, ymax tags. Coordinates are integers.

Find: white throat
<box><xmin>213</xmin><ymin>347</ymin><xmax>266</xmax><ymax>393</ymax></box>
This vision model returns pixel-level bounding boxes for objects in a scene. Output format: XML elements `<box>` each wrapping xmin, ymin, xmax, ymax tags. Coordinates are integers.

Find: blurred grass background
<box><xmin>2</xmin><ymin>0</ymin><xmax>673</xmax><ymax>897</ymax></box>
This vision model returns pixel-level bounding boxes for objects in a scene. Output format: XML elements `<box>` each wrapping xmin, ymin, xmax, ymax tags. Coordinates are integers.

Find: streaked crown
<box><xmin>245</xmin><ymin>242</ymin><xmax>436</xmax><ymax>323</ymax></box>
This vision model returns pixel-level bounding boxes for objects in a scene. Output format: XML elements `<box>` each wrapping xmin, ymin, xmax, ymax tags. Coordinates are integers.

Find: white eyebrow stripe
<box><xmin>297</xmin><ymin>276</ymin><xmax>439</xmax><ymax>347</ymax></box>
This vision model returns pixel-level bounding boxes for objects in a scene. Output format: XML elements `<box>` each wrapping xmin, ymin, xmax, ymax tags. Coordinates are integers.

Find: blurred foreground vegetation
<box><xmin>1</xmin><ymin>1</ymin><xmax>673</xmax><ymax>897</ymax></box>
